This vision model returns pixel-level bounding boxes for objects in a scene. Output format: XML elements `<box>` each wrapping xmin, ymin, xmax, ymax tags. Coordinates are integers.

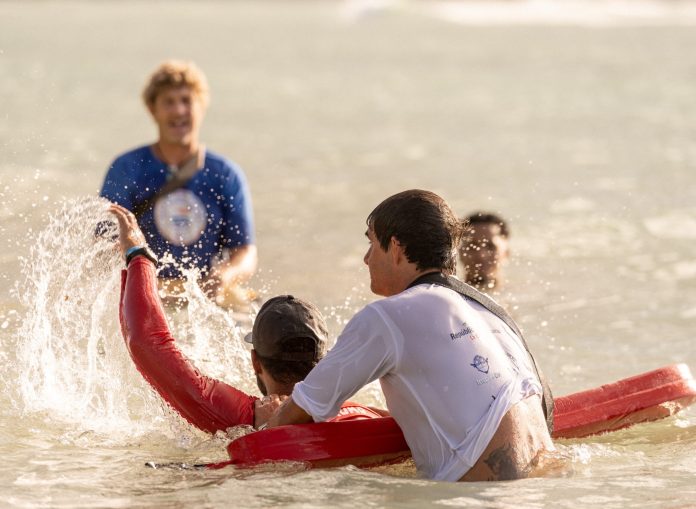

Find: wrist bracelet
<box><xmin>124</xmin><ymin>245</ymin><xmax>143</xmax><ymax>261</ymax></box>
<box><xmin>125</xmin><ymin>245</ymin><xmax>158</xmax><ymax>267</ymax></box>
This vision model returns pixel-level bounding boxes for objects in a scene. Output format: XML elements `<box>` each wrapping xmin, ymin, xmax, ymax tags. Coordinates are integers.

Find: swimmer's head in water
<box><xmin>245</xmin><ymin>295</ymin><xmax>328</xmax><ymax>390</ymax></box>
<box><xmin>459</xmin><ymin>212</ymin><xmax>509</xmax><ymax>290</ymax></box>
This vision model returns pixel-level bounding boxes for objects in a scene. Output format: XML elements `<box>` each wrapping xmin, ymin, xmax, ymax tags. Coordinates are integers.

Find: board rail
<box><xmin>217</xmin><ymin>363</ymin><xmax>696</xmax><ymax>469</ymax></box>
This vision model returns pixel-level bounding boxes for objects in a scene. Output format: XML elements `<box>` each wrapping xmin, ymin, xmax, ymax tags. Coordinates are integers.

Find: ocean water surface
<box><xmin>1</xmin><ymin>1</ymin><xmax>696</xmax><ymax>507</ymax></box>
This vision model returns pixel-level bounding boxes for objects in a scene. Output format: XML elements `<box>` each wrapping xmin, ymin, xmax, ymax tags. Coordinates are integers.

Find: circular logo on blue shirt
<box><xmin>154</xmin><ymin>189</ymin><xmax>208</xmax><ymax>246</ymax></box>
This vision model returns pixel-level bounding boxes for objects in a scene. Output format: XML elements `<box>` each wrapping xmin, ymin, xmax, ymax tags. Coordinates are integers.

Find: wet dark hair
<box><xmin>464</xmin><ymin>211</ymin><xmax>510</xmax><ymax>238</ymax></box>
<box><xmin>367</xmin><ymin>189</ymin><xmax>464</xmax><ymax>275</ymax></box>
<box><xmin>255</xmin><ymin>337</ymin><xmax>321</xmax><ymax>385</ymax></box>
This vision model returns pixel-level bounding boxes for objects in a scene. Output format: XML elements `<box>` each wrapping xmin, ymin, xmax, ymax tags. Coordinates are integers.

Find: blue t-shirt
<box><xmin>100</xmin><ymin>145</ymin><xmax>255</xmax><ymax>278</ymax></box>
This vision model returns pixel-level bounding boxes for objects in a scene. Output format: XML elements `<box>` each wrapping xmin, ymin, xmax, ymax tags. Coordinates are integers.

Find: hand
<box><xmin>266</xmin><ymin>396</ymin><xmax>313</xmax><ymax>428</ymax></box>
<box><xmin>209</xmin><ymin>245</ymin><xmax>258</xmax><ymax>286</ymax></box>
<box><xmin>108</xmin><ymin>203</ymin><xmax>148</xmax><ymax>256</ymax></box>
<box><xmin>202</xmin><ymin>275</ymin><xmax>257</xmax><ymax>309</ymax></box>
<box><xmin>205</xmin><ymin>245</ymin><xmax>259</xmax><ymax>308</ymax></box>
<box><xmin>254</xmin><ymin>394</ymin><xmax>288</xmax><ymax>429</ymax></box>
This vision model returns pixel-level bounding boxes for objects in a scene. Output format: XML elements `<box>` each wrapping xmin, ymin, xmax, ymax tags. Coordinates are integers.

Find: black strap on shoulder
<box><xmin>407</xmin><ymin>272</ymin><xmax>554</xmax><ymax>433</ymax></box>
<box><xmin>133</xmin><ymin>146</ymin><xmax>205</xmax><ymax>219</ymax></box>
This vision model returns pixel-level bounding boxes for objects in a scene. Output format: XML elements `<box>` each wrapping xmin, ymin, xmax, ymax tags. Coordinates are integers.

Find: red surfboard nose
<box><xmin>552</xmin><ymin>363</ymin><xmax>696</xmax><ymax>439</ymax></box>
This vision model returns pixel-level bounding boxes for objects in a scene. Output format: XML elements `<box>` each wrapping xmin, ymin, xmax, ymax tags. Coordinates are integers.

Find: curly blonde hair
<box><xmin>142</xmin><ymin>60</ymin><xmax>210</xmax><ymax>108</ymax></box>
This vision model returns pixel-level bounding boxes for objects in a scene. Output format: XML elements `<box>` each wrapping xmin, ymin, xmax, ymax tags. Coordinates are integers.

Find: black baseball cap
<box><xmin>244</xmin><ymin>295</ymin><xmax>328</xmax><ymax>362</ymax></box>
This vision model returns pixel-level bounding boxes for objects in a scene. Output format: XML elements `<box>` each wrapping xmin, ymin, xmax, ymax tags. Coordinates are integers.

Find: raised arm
<box><xmin>110</xmin><ymin>203</ymin><xmax>257</xmax><ymax>433</ymax></box>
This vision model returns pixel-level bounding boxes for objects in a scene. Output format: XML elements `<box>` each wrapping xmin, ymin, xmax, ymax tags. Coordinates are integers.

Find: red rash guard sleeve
<box><xmin>119</xmin><ymin>256</ymin><xmax>257</xmax><ymax>433</ymax></box>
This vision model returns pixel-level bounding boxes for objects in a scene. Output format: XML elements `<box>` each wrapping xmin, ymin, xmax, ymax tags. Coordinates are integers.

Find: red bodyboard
<box><xmin>552</xmin><ymin>363</ymin><xmax>696</xmax><ymax>438</ymax></box>
<box><xmin>221</xmin><ymin>363</ymin><xmax>696</xmax><ymax>468</ymax></box>
<box><xmin>226</xmin><ymin>415</ymin><xmax>410</xmax><ymax>469</ymax></box>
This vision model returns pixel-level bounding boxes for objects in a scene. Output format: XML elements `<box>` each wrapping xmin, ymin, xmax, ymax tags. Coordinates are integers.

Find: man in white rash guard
<box><xmin>268</xmin><ymin>189</ymin><xmax>555</xmax><ymax>482</ymax></box>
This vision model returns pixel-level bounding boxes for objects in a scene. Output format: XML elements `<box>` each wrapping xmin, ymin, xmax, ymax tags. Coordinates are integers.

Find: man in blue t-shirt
<box><xmin>100</xmin><ymin>60</ymin><xmax>257</xmax><ymax>305</ymax></box>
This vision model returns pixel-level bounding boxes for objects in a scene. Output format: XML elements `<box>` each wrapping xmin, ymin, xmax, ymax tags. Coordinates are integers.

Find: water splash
<box><xmin>5</xmin><ymin>197</ymin><xmax>257</xmax><ymax>442</ymax></box>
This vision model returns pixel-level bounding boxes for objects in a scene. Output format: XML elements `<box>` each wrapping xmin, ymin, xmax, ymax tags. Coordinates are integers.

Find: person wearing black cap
<box><xmin>244</xmin><ymin>295</ymin><xmax>328</xmax><ymax>399</ymax></box>
<box><xmin>268</xmin><ymin>190</ymin><xmax>554</xmax><ymax>482</ymax></box>
<box><xmin>109</xmin><ymin>203</ymin><xmax>382</xmax><ymax>434</ymax></box>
